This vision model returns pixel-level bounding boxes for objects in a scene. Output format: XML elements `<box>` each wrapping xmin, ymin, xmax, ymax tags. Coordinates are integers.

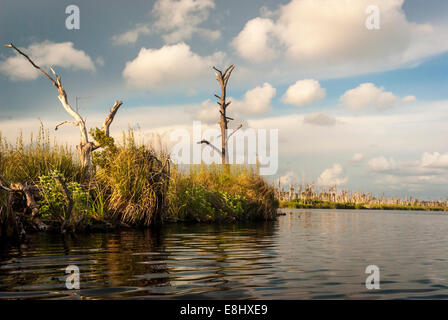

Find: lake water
<box><xmin>1</xmin><ymin>209</ymin><xmax>448</xmax><ymax>299</ymax></box>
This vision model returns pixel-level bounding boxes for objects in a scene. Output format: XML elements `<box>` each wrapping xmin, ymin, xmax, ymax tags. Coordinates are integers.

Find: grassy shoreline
<box><xmin>280</xmin><ymin>199</ymin><xmax>447</xmax><ymax>212</ymax></box>
<box><xmin>0</xmin><ymin>128</ymin><xmax>278</xmax><ymax>239</ymax></box>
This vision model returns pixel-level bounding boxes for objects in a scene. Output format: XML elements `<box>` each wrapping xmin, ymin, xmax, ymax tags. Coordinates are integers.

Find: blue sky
<box><xmin>1</xmin><ymin>0</ymin><xmax>448</xmax><ymax>199</ymax></box>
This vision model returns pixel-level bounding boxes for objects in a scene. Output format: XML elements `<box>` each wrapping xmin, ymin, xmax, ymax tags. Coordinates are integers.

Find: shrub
<box><xmin>37</xmin><ymin>171</ymin><xmax>90</xmax><ymax>222</ymax></box>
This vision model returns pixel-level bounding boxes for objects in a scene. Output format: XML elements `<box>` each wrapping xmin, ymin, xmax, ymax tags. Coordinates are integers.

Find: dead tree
<box><xmin>5</xmin><ymin>43</ymin><xmax>123</xmax><ymax>172</ymax></box>
<box><xmin>199</xmin><ymin>64</ymin><xmax>241</xmax><ymax>165</ymax></box>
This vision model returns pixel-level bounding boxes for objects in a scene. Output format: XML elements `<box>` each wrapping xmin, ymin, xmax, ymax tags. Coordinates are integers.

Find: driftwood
<box><xmin>0</xmin><ymin>175</ymin><xmax>48</xmax><ymax>239</ymax></box>
<box><xmin>5</xmin><ymin>43</ymin><xmax>123</xmax><ymax>172</ymax></box>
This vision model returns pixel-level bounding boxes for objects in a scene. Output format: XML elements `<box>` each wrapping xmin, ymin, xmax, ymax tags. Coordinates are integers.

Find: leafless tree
<box><xmin>199</xmin><ymin>64</ymin><xmax>241</xmax><ymax>165</ymax></box>
<box><xmin>5</xmin><ymin>43</ymin><xmax>123</xmax><ymax>172</ymax></box>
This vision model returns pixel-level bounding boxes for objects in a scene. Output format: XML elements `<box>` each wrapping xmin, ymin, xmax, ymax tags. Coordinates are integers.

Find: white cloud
<box><xmin>402</xmin><ymin>95</ymin><xmax>417</xmax><ymax>103</ymax></box>
<box><xmin>375</xmin><ymin>174</ymin><xmax>448</xmax><ymax>191</ymax></box>
<box><xmin>303</xmin><ymin>112</ymin><xmax>336</xmax><ymax>126</ymax></box>
<box><xmin>153</xmin><ymin>0</ymin><xmax>218</xmax><ymax>43</ymax></box>
<box><xmin>340</xmin><ymin>83</ymin><xmax>415</xmax><ymax>110</ymax></box>
<box><xmin>190</xmin><ymin>99</ymin><xmax>218</xmax><ymax>124</ymax></box>
<box><xmin>367</xmin><ymin>153</ymin><xmax>448</xmax><ymax>177</ymax></box>
<box><xmin>421</xmin><ymin>152</ymin><xmax>448</xmax><ymax>168</ymax></box>
<box><xmin>232</xmin><ymin>82</ymin><xmax>276</xmax><ymax>115</ymax></box>
<box><xmin>122</xmin><ymin>42</ymin><xmax>224</xmax><ymax>89</ymax></box>
<box><xmin>317</xmin><ymin>163</ymin><xmax>348</xmax><ymax>186</ymax></box>
<box><xmin>368</xmin><ymin>153</ymin><xmax>448</xmax><ymax>191</ymax></box>
<box><xmin>368</xmin><ymin>156</ymin><xmax>398</xmax><ymax>172</ymax></box>
<box><xmin>279</xmin><ymin>170</ymin><xmax>300</xmax><ymax>186</ymax></box>
<box><xmin>111</xmin><ymin>24</ymin><xmax>151</xmax><ymax>45</ymax></box>
<box><xmin>0</xmin><ymin>41</ymin><xmax>95</xmax><ymax>81</ymax></box>
<box><xmin>231</xmin><ymin>18</ymin><xmax>277</xmax><ymax>63</ymax></box>
<box><xmin>152</xmin><ymin>0</ymin><xmax>221</xmax><ymax>43</ymax></box>
<box><xmin>351</xmin><ymin>153</ymin><xmax>364</xmax><ymax>163</ymax></box>
<box><xmin>232</xmin><ymin>0</ymin><xmax>448</xmax><ymax>77</ymax></box>
<box><xmin>188</xmin><ymin>83</ymin><xmax>276</xmax><ymax>122</ymax></box>
<box><xmin>111</xmin><ymin>0</ymin><xmax>219</xmax><ymax>45</ymax></box>
<box><xmin>282</xmin><ymin>79</ymin><xmax>326</xmax><ymax>106</ymax></box>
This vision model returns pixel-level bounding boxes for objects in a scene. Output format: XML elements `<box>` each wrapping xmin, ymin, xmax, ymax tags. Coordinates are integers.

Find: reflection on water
<box><xmin>1</xmin><ymin>209</ymin><xmax>448</xmax><ymax>299</ymax></box>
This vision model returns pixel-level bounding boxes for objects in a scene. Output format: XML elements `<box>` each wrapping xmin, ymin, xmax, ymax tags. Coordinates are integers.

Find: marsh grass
<box><xmin>168</xmin><ymin>164</ymin><xmax>278</xmax><ymax>222</ymax></box>
<box><xmin>0</xmin><ymin>126</ymin><xmax>87</xmax><ymax>185</ymax></box>
<box><xmin>94</xmin><ymin>131</ymin><xmax>171</xmax><ymax>226</ymax></box>
<box><xmin>0</xmin><ymin>126</ymin><xmax>277</xmax><ymax>231</ymax></box>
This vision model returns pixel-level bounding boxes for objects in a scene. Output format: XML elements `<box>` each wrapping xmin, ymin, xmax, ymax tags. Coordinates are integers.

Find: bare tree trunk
<box><xmin>200</xmin><ymin>65</ymin><xmax>241</xmax><ymax>169</ymax></box>
<box><xmin>214</xmin><ymin>65</ymin><xmax>234</xmax><ymax>164</ymax></box>
<box><xmin>5</xmin><ymin>43</ymin><xmax>123</xmax><ymax>173</ymax></box>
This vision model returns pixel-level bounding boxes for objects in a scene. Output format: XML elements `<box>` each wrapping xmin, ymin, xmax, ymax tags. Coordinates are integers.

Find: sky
<box><xmin>1</xmin><ymin>0</ymin><xmax>448</xmax><ymax>199</ymax></box>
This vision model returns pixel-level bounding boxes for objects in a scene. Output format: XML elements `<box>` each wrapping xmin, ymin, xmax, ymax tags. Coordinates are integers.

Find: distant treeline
<box><xmin>281</xmin><ymin>199</ymin><xmax>447</xmax><ymax>211</ymax></box>
<box><xmin>277</xmin><ymin>183</ymin><xmax>447</xmax><ymax>211</ymax></box>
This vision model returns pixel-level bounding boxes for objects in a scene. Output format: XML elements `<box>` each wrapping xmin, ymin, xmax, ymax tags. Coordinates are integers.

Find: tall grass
<box><xmin>0</xmin><ymin>126</ymin><xmax>277</xmax><ymax>231</ymax></box>
<box><xmin>94</xmin><ymin>130</ymin><xmax>171</xmax><ymax>226</ymax></box>
<box><xmin>168</xmin><ymin>164</ymin><xmax>278</xmax><ymax>222</ymax></box>
<box><xmin>0</xmin><ymin>126</ymin><xmax>87</xmax><ymax>185</ymax></box>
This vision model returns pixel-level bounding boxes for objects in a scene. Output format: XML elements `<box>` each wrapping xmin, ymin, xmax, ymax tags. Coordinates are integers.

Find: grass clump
<box><xmin>93</xmin><ymin>130</ymin><xmax>170</xmax><ymax>226</ymax></box>
<box><xmin>168</xmin><ymin>165</ymin><xmax>278</xmax><ymax>222</ymax></box>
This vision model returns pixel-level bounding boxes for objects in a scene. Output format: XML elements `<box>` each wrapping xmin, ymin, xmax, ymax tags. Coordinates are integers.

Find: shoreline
<box><xmin>280</xmin><ymin>201</ymin><xmax>448</xmax><ymax>212</ymax></box>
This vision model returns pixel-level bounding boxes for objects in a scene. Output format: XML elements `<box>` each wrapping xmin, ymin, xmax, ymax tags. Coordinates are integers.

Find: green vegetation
<box><xmin>281</xmin><ymin>198</ymin><xmax>447</xmax><ymax>211</ymax></box>
<box><xmin>0</xmin><ymin>127</ymin><xmax>277</xmax><ymax>237</ymax></box>
<box><xmin>168</xmin><ymin>165</ymin><xmax>278</xmax><ymax>222</ymax></box>
<box><xmin>37</xmin><ymin>171</ymin><xmax>90</xmax><ymax>221</ymax></box>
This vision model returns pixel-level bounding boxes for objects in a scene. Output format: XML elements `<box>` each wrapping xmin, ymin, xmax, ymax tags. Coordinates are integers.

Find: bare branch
<box><xmin>224</xmin><ymin>65</ymin><xmax>235</xmax><ymax>87</ymax></box>
<box><xmin>5</xmin><ymin>43</ymin><xmax>58</xmax><ymax>88</ymax></box>
<box><xmin>102</xmin><ymin>100</ymin><xmax>123</xmax><ymax>136</ymax></box>
<box><xmin>226</xmin><ymin>124</ymin><xmax>243</xmax><ymax>143</ymax></box>
<box><xmin>198</xmin><ymin>139</ymin><xmax>221</xmax><ymax>154</ymax></box>
<box><xmin>223</xmin><ymin>64</ymin><xmax>234</xmax><ymax>77</ymax></box>
<box><xmin>212</xmin><ymin>66</ymin><xmax>222</xmax><ymax>76</ymax></box>
<box><xmin>55</xmin><ymin>120</ymin><xmax>77</xmax><ymax>131</ymax></box>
